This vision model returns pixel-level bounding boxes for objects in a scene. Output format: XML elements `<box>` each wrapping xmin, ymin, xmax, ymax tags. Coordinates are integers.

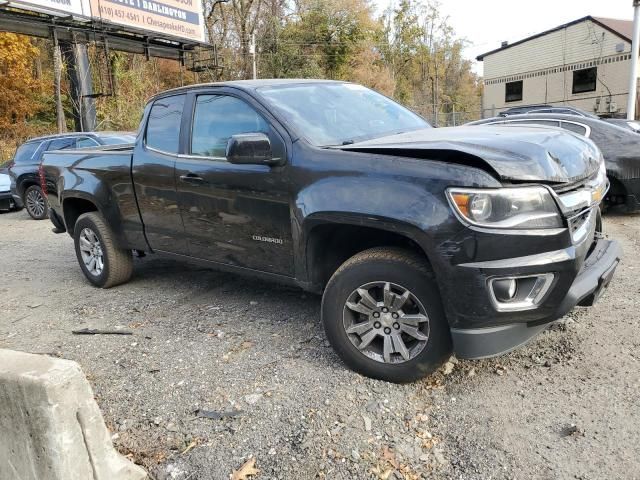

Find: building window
<box><xmin>505</xmin><ymin>80</ymin><xmax>523</xmax><ymax>102</ymax></box>
<box><xmin>572</xmin><ymin>67</ymin><xmax>597</xmax><ymax>94</ymax></box>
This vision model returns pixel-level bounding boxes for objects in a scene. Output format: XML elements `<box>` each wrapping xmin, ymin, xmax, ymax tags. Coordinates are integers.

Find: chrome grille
<box><xmin>568</xmin><ymin>209</ymin><xmax>591</xmax><ymax>235</ymax></box>
<box><xmin>566</xmin><ymin>207</ymin><xmax>596</xmax><ymax>244</ymax></box>
<box><xmin>552</xmin><ymin>163</ymin><xmax>608</xmax><ymax>217</ymax></box>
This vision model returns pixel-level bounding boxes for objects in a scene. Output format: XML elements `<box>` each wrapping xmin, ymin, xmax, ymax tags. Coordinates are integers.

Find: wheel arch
<box><xmin>18</xmin><ymin>176</ymin><xmax>40</xmax><ymax>198</ymax></box>
<box><xmin>607</xmin><ymin>174</ymin><xmax>627</xmax><ymax>195</ymax></box>
<box><xmin>302</xmin><ymin>214</ymin><xmax>434</xmax><ymax>292</ymax></box>
<box><xmin>62</xmin><ymin>194</ymin><xmax>100</xmax><ymax>236</ymax></box>
<box><xmin>605</xmin><ymin>173</ymin><xmax>629</xmax><ymax>208</ymax></box>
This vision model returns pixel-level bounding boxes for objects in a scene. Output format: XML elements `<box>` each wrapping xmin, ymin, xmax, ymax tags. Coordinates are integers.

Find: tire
<box><xmin>73</xmin><ymin>212</ymin><xmax>133</xmax><ymax>288</ymax></box>
<box><xmin>24</xmin><ymin>185</ymin><xmax>48</xmax><ymax>220</ymax></box>
<box><xmin>321</xmin><ymin>247</ymin><xmax>452</xmax><ymax>383</ymax></box>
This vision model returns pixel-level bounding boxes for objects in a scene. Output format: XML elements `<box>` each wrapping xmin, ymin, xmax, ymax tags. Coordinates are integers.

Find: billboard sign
<box><xmin>10</xmin><ymin>0</ymin><xmax>90</xmax><ymax>17</ymax></box>
<box><xmin>90</xmin><ymin>0</ymin><xmax>205</xmax><ymax>42</ymax></box>
<box><xmin>9</xmin><ymin>0</ymin><xmax>206</xmax><ymax>43</ymax></box>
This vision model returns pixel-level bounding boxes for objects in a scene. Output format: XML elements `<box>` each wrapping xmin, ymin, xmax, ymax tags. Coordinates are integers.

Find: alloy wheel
<box><xmin>78</xmin><ymin>228</ymin><xmax>105</xmax><ymax>276</ymax></box>
<box><xmin>26</xmin><ymin>188</ymin><xmax>46</xmax><ymax>218</ymax></box>
<box><xmin>343</xmin><ymin>281</ymin><xmax>430</xmax><ymax>364</ymax></box>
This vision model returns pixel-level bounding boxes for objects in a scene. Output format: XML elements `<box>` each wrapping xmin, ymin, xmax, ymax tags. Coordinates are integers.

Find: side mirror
<box><xmin>226</xmin><ymin>133</ymin><xmax>279</xmax><ymax>166</ymax></box>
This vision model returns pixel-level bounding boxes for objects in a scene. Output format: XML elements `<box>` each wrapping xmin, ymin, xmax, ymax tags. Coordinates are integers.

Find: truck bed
<box><xmin>41</xmin><ymin>144</ymin><xmax>143</xmax><ymax>249</ymax></box>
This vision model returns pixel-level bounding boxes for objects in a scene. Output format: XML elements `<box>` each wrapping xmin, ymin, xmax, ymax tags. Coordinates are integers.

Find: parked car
<box><xmin>42</xmin><ymin>80</ymin><xmax>620</xmax><ymax>382</ymax></box>
<box><xmin>8</xmin><ymin>132</ymin><xmax>136</xmax><ymax>220</ymax></box>
<box><xmin>0</xmin><ymin>168</ymin><xmax>18</xmax><ymax>212</ymax></box>
<box><xmin>604</xmin><ymin>118</ymin><xmax>640</xmax><ymax>134</ymax></box>
<box><xmin>499</xmin><ymin>105</ymin><xmax>599</xmax><ymax>118</ymax></box>
<box><xmin>468</xmin><ymin>113</ymin><xmax>640</xmax><ymax>212</ymax></box>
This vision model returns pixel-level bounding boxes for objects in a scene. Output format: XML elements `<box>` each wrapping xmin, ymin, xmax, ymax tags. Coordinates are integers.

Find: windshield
<box><xmin>256</xmin><ymin>83</ymin><xmax>430</xmax><ymax>146</ymax></box>
<box><xmin>99</xmin><ymin>134</ymin><xmax>137</xmax><ymax>145</ymax></box>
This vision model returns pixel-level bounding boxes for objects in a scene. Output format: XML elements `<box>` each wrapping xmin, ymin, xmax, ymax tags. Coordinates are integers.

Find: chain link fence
<box><xmin>408</xmin><ymin>100</ymin><xmax>493</xmax><ymax>127</ymax></box>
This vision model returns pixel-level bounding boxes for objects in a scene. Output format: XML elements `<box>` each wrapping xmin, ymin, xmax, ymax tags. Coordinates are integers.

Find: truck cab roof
<box><xmin>149</xmin><ymin>79</ymin><xmax>348</xmax><ymax>101</ymax></box>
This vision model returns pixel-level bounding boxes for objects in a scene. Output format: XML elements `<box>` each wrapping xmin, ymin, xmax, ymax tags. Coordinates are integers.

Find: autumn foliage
<box><xmin>0</xmin><ymin>33</ymin><xmax>45</xmax><ymax>138</ymax></box>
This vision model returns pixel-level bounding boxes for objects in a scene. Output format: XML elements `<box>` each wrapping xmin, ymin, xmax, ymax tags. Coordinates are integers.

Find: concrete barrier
<box><xmin>0</xmin><ymin>349</ymin><xmax>147</xmax><ymax>480</ymax></box>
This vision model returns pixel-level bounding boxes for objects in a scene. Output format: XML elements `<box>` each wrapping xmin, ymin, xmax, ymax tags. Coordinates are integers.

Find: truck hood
<box><xmin>339</xmin><ymin>125</ymin><xmax>602</xmax><ymax>183</ymax></box>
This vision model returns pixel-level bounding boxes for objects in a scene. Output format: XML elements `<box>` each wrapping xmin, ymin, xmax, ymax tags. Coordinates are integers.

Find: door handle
<box><xmin>179</xmin><ymin>173</ymin><xmax>207</xmax><ymax>184</ymax></box>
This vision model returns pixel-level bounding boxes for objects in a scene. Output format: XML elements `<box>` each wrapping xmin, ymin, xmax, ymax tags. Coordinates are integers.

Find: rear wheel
<box><xmin>24</xmin><ymin>185</ymin><xmax>48</xmax><ymax>220</ymax></box>
<box><xmin>321</xmin><ymin>247</ymin><xmax>452</xmax><ymax>383</ymax></box>
<box><xmin>74</xmin><ymin>212</ymin><xmax>133</xmax><ymax>288</ymax></box>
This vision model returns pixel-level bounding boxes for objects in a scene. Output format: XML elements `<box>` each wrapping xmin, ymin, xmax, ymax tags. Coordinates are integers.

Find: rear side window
<box><xmin>99</xmin><ymin>135</ymin><xmax>136</xmax><ymax>145</ymax></box>
<box><xmin>507</xmin><ymin>120</ymin><xmax>560</xmax><ymax>128</ymax></box>
<box><xmin>76</xmin><ymin>137</ymin><xmax>100</xmax><ymax>148</ymax></box>
<box><xmin>146</xmin><ymin>94</ymin><xmax>185</xmax><ymax>154</ymax></box>
<box><xmin>560</xmin><ymin>122</ymin><xmax>588</xmax><ymax>137</ymax></box>
<box><xmin>13</xmin><ymin>142</ymin><xmax>39</xmax><ymax>164</ymax></box>
<box><xmin>48</xmin><ymin>137</ymin><xmax>77</xmax><ymax>151</ymax></box>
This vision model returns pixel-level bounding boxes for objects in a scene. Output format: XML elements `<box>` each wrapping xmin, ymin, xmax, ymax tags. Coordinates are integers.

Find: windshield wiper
<box><xmin>320</xmin><ymin>140</ymin><xmax>355</xmax><ymax>148</ymax></box>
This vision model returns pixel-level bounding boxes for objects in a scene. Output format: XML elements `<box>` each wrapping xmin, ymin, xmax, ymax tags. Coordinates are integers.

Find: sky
<box><xmin>375</xmin><ymin>0</ymin><xmax>635</xmax><ymax>75</ymax></box>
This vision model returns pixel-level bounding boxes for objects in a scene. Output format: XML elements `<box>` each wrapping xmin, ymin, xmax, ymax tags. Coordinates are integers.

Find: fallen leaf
<box><xmin>231</xmin><ymin>457</ymin><xmax>259</xmax><ymax>480</ymax></box>
<box><xmin>379</xmin><ymin>468</ymin><xmax>393</xmax><ymax>480</ymax></box>
<box><xmin>370</xmin><ymin>467</ymin><xmax>393</xmax><ymax>480</ymax></box>
<box><xmin>381</xmin><ymin>445</ymin><xmax>399</xmax><ymax>469</ymax></box>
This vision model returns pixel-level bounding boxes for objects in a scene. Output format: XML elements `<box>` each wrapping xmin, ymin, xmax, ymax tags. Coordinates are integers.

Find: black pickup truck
<box><xmin>42</xmin><ymin>80</ymin><xmax>621</xmax><ymax>382</ymax></box>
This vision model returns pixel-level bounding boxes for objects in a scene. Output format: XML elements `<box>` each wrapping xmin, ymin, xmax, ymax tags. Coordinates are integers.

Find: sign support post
<box><xmin>627</xmin><ymin>0</ymin><xmax>640</xmax><ymax>120</ymax></box>
<box><xmin>61</xmin><ymin>38</ymin><xmax>97</xmax><ymax>132</ymax></box>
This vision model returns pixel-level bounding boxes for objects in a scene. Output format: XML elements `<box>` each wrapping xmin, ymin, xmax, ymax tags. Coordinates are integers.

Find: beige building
<box><xmin>477</xmin><ymin>16</ymin><xmax>636</xmax><ymax>118</ymax></box>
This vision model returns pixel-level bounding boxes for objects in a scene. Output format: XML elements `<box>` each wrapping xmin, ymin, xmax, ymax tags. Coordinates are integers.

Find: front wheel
<box><xmin>321</xmin><ymin>247</ymin><xmax>452</xmax><ymax>383</ymax></box>
<box><xmin>24</xmin><ymin>185</ymin><xmax>48</xmax><ymax>220</ymax></box>
<box><xmin>74</xmin><ymin>212</ymin><xmax>133</xmax><ymax>288</ymax></box>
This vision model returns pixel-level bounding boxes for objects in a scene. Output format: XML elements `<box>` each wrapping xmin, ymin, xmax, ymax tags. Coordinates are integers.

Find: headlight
<box><xmin>447</xmin><ymin>186</ymin><xmax>563</xmax><ymax>229</ymax></box>
<box><xmin>591</xmin><ymin>162</ymin><xmax>608</xmax><ymax>204</ymax></box>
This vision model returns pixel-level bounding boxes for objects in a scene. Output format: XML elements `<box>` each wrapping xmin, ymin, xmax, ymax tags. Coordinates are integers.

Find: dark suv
<box><xmin>8</xmin><ymin>132</ymin><xmax>135</xmax><ymax>219</ymax></box>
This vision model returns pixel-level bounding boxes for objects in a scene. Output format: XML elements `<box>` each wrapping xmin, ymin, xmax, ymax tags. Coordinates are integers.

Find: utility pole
<box><xmin>249</xmin><ymin>32</ymin><xmax>257</xmax><ymax>79</ymax></box>
<box><xmin>61</xmin><ymin>37</ymin><xmax>97</xmax><ymax>131</ymax></box>
<box><xmin>627</xmin><ymin>0</ymin><xmax>640</xmax><ymax>120</ymax></box>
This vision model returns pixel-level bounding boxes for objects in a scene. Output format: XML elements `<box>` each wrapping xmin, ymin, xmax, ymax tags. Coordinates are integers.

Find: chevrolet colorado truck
<box><xmin>41</xmin><ymin>80</ymin><xmax>621</xmax><ymax>382</ymax></box>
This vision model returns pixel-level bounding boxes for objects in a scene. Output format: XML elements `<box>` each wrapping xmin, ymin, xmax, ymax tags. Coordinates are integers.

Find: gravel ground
<box><xmin>1</xmin><ymin>208</ymin><xmax>639</xmax><ymax>480</ymax></box>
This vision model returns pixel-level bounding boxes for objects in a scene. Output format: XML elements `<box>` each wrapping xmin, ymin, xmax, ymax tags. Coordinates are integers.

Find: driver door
<box><xmin>175</xmin><ymin>92</ymin><xmax>293</xmax><ymax>276</ymax></box>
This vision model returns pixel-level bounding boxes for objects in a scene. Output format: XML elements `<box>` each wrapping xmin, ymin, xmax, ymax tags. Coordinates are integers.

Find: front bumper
<box><xmin>0</xmin><ymin>191</ymin><xmax>14</xmax><ymax>210</ymax></box>
<box><xmin>10</xmin><ymin>185</ymin><xmax>23</xmax><ymax>208</ymax></box>
<box><xmin>451</xmin><ymin>235</ymin><xmax>621</xmax><ymax>359</ymax></box>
